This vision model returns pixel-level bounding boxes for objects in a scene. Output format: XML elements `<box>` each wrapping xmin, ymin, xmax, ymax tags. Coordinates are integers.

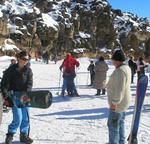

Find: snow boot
<box><xmin>74</xmin><ymin>89</ymin><xmax>79</xmax><ymax>96</ymax></box>
<box><xmin>95</xmin><ymin>89</ymin><xmax>101</xmax><ymax>95</ymax></box>
<box><xmin>20</xmin><ymin>132</ymin><xmax>33</xmax><ymax>144</ymax></box>
<box><xmin>61</xmin><ymin>90</ymin><xmax>65</xmax><ymax>97</ymax></box>
<box><xmin>68</xmin><ymin>91</ymin><xmax>74</xmax><ymax>97</ymax></box>
<box><xmin>102</xmin><ymin>89</ymin><xmax>106</xmax><ymax>95</ymax></box>
<box><xmin>5</xmin><ymin>132</ymin><xmax>13</xmax><ymax>144</ymax></box>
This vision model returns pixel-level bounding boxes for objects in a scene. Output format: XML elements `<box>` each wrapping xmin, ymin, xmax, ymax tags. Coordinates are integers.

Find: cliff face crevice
<box><xmin>0</xmin><ymin>0</ymin><xmax>150</xmax><ymax>59</ymax></box>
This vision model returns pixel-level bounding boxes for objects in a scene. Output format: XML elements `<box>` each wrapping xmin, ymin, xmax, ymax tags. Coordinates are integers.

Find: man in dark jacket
<box><xmin>87</xmin><ymin>60</ymin><xmax>95</xmax><ymax>86</ymax></box>
<box><xmin>128</xmin><ymin>56</ymin><xmax>136</xmax><ymax>83</ymax></box>
<box><xmin>1</xmin><ymin>51</ymin><xmax>33</xmax><ymax>144</ymax></box>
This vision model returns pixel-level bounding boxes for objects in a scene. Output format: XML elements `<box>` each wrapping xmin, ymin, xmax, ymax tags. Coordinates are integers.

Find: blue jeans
<box><xmin>62</xmin><ymin>78</ymin><xmax>76</xmax><ymax>91</ymax></box>
<box><xmin>8</xmin><ymin>106</ymin><xmax>30</xmax><ymax>134</ymax></box>
<box><xmin>107</xmin><ymin>110</ymin><xmax>126</xmax><ymax>144</ymax></box>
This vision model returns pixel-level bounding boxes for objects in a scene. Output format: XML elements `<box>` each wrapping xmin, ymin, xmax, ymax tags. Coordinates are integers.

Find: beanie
<box><xmin>112</xmin><ymin>50</ymin><xmax>126</xmax><ymax>61</ymax></box>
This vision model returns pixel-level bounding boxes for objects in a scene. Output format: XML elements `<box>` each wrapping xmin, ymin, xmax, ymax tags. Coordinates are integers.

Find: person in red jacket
<box><xmin>60</xmin><ymin>53</ymin><xmax>80</xmax><ymax>96</ymax></box>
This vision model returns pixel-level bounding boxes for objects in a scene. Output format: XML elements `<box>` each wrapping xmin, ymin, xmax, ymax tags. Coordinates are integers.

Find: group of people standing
<box><xmin>58</xmin><ymin>50</ymin><xmax>135</xmax><ymax>144</ymax></box>
<box><xmin>0</xmin><ymin>49</ymin><xmax>149</xmax><ymax>144</ymax></box>
<box><xmin>59</xmin><ymin>53</ymin><xmax>109</xmax><ymax>97</ymax></box>
<box><xmin>128</xmin><ymin>56</ymin><xmax>148</xmax><ymax>83</ymax></box>
<box><xmin>35</xmin><ymin>51</ymin><xmax>57</xmax><ymax>64</ymax></box>
<box><xmin>87</xmin><ymin>57</ymin><xmax>109</xmax><ymax>95</ymax></box>
<box><xmin>59</xmin><ymin>53</ymin><xmax>79</xmax><ymax>97</ymax></box>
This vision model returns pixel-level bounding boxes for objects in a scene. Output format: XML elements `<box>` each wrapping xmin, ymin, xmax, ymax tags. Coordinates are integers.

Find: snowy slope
<box><xmin>0</xmin><ymin>57</ymin><xmax>150</xmax><ymax>144</ymax></box>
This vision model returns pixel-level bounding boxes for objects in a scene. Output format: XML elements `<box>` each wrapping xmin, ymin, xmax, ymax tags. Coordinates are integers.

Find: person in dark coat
<box><xmin>44</xmin><ymin>51</ymin><xmax>50</xmax><ymax>64</ymax></box>
<box><xmin>137</xmin><ymin>57</ymin><xmax>147</xmax><ymax>78</ymax></box>
<box><xmin>0</xmin><ymin>85</ymin><xmax>2</xmax><ymax>126</ymax></box>
<box><xmin>1</xmin><ymin>51</ymin><xmax>33</xmax><ymax>144</ymax></box>
<box><xmin>128</xmin><ymin>56</ymin><xmax>136</xmax><ymax>83</ymax></box>
<box><xmin>87</xmin><ymin>60</ymin><xmax>95</xmax><ymax>86</ymax></box>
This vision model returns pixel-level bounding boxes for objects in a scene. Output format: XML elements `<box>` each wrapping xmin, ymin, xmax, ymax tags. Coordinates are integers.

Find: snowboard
<box><xmin>128</xmin><ymin>75</ymin><xmax>148</xmax><ymax>144</ymax></box>
<box><xmin>9</xmin><ymin>90</ymin><xmax>52</xmax><ymax>109</ymax></box>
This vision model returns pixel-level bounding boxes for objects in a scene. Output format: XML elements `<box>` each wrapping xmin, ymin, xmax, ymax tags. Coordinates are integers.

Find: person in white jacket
<box><xmin>107</xmin><ymin>50</ymin><xmax>132</xmax><ymax>144</ymax></box>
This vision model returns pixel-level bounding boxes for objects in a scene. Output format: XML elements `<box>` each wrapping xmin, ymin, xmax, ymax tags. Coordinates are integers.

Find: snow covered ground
<box><xmin>0</xmin><ymin>56</ymin><xmax>150</xmax><ymax>144</ymax></box>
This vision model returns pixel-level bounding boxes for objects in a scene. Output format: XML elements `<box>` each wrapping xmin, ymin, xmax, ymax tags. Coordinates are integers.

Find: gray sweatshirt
<box><xmin>107</xmin><ymin>65</ymin><xmax>131</xmax><ymax>113</ymax></box>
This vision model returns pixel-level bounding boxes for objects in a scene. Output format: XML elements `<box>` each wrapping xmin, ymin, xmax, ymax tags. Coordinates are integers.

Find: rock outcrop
<box><xmin>0</xmin><ymin>0</ymin><xmax>150</xmax><ymax>60</ymax></box>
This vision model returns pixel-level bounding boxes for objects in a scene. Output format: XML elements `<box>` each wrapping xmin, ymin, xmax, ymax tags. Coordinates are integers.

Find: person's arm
<box><xmin>75</xmin><ymin>59</ymin><xmax>80</xmax><ymax>67</ymax></box>
<box><xmin>27</xmin><ymin>69</ymin><xmax>33</xmax><ymax>91</ymax></box>
<box><xmin>1</xmin><ymin>67</ymin><xmax>12</xmax><ymax>97</ymax></box>
<box><xmin>87</xmin><ymin>65</ymin><xmax>90</xmax><ymax>71</ymax></box>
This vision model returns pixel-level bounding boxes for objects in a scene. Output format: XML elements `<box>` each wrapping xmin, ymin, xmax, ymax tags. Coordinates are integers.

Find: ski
<box><xmin>57</xmin><ymin>92</ymin><xmax>67</xmax><ymax>100</ymax></box>
<box><xmin>128</xmin><ymin>75</ymin><xmax>148</xmax><ymax>144</ymax></box>
<box><xmin>60</xmin><ymin>95</ymin><xmax>67</xmax><ymax>100</ymax></box>
<box><xmin>3</xmin><ymin>107</ymin><xmax>10</xmax><ymax>113</ymax></box>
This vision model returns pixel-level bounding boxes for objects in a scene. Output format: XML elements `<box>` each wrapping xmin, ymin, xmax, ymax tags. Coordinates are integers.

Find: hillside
<box><xmin>0</xmin><ymin>0</ymin><xmax>150</xmax><ymax>59</ymax></box>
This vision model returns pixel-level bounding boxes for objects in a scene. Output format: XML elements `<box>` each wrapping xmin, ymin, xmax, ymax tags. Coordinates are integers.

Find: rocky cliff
<box><xmin>0</xmin><ymin>0</ymin><xmax>150</xmax><ymax>60</ymax></box>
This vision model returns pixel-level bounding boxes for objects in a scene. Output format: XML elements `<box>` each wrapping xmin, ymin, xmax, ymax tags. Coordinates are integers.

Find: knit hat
<box><xmin>112</xmin><ymin>50</ymin><xmax>125</xmax><ymax>61</ymax></box>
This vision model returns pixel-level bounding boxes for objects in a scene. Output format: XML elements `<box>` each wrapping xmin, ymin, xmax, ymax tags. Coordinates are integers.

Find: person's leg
<box><xmin>8</xmin><ymin>106</ymin><xmax>22</xmax><ymax>134</ymax></box>
<box><xmin>107</xmin><ymin>110</ymin><xmax>121</xmax><ymax>144</ymax></box>
<box><xmin>90</xmin><ymin>74</ymin><xmax>93</xmax><ymax>85</ymax></box>
<box><xmin>6</xmin><ymin>106</ymin><xmax>22</xmax><ymax>143</ymax></box>
<box><xmin>131</xmin><ymin>74</ymin><xmax>134</xmax><ymax>83</ymax></box>
<box><xmin>119</xmin><ymin>112</ymin><xmax>125</xmax><ymax>144</ymax></box>
<box><xmin>137</xmin><ymin>71</ymin><xmax>140</xmax><ymax>79</ymax></box>
<box><xmin>61</xmin><ymin>78</ymin><xmax>67</xmax><ymax>96</ymax></box>
<box><xmin>46</xmin><ymin>58</ymin><xmax>48</xmax><ymax>64</ymax></box>
<box><xmin>102</xmin><ymin>89</ymin><xmax>105</xmax><ymax>95</ymax></box>
<box><xmin>67</xmin><ymin>83</ymin><xmax>74</xmax><ymax>96</ymax></box>
<box><xmin>67</xmin><ymin>75</ymin><xmax>74</xmax><ymax>96</ymax></box>
<box><xmin>20</xmin><ymin>107</ymin><xmax>30</xmax><ymax>133</ymax></box>
<box><xmin>20</xmin><ymin>107</ymin><xmax>33</xmax><ymax>143</ymax></box>
<box><xmin>95</xmin><ymin>89</ymin><xmax>101</xmax><ymax>95</ymax></box>
<box><xmin>91</xmin><ymin>74</ymin><xmax>94</xmax><ymax>84</ymax></box>
<box><xmin>72</xmin><ymin>77</ymin><xmax>79</xmax><ymax>96</ymax></box>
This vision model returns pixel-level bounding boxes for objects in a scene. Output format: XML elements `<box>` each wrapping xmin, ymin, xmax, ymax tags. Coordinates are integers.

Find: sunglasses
<box><xmin>21</xmin><ymin>57</ymin><xmax>29</xmax><ymax>61</ymax></box>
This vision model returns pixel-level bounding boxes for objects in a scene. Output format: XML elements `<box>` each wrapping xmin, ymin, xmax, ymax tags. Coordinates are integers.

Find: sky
<box><xmin>107</xmin><ymin>0</ymin><xmax>150</xmax><ymax>20</ymax></box>
<box><xmin>0</xmin><ymin>55</ymin><xmax>150</xmax><ymax>143</ymax></box>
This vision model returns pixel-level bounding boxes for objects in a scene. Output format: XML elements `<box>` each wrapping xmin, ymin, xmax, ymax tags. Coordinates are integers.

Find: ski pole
<box><xmin>75</xmin><ymin>67</ymin><xmax>79</xmax><ymax>88</ymax></box>
<box><xmin>58</xmin><ymin>70</ymin><xmax>62</xmax><ymax>95</ymax></box>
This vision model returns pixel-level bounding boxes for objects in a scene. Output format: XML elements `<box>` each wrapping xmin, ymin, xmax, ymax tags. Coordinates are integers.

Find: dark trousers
<box><xmin>90</xmin><ymin>74</ymin><xmax>94</xmax><ymax>84</ymax></box>
<box><xmin>131</xmin><ymin>74</ymin><xmax>134</xmax><ymax>83</ymax></box>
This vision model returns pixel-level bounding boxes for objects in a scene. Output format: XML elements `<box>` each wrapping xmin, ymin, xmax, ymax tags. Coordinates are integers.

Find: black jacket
<box><xmin>1</xmin><ymin>63</ymin><xmax>33</xmax><ymax>97</ymax></box>
<box><xmin>128</xmin><ymin>59</ymin><xmax>136</xmax><ymax>74</ymax></box>
<box><xmin>87</xmin><ymin>64</ymin><xmax>95</xmax><ymax>75</ymax></box>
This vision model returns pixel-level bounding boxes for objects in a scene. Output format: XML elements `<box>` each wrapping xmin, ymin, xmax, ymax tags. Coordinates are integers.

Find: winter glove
<box><xmin>145</xmin><ymin>65</ymin><xmax>148</xmax><ymax>68</ymax></box>
<box><xmin>59</xmin><ymin>66</ymin><xmax>62</xmax><ymax>71</ymax></box>
<box><xmin>3</xmin><ymin>96</ymin><xmax>14</xmax><ymax>107</ymax></box>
